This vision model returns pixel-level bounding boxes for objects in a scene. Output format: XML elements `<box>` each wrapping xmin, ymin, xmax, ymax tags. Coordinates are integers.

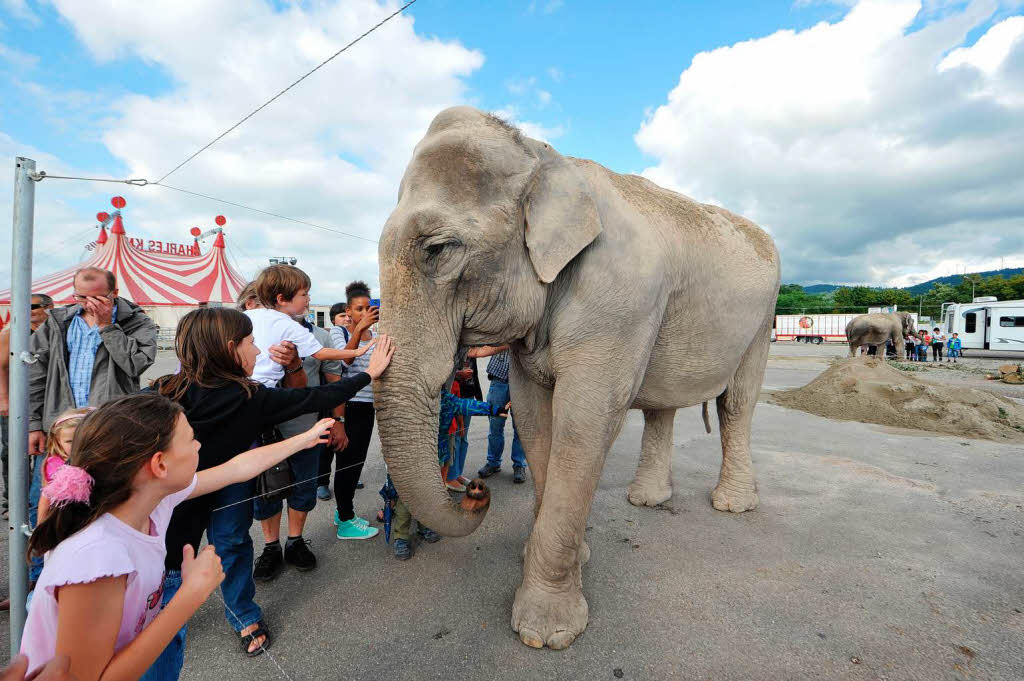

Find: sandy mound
<box><xmin>771</xmin><ymin>358</ymin><xmax>1024</xmax><ymax>442</ymax></box>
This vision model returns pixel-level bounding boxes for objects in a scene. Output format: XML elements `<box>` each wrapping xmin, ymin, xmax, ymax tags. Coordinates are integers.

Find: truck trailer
<box><xmin>775</xmin><ymin>311</ymin><xmax>920</xmax><ymax>344</ymax></box>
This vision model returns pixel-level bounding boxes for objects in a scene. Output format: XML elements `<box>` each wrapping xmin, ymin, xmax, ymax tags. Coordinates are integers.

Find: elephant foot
<box><xmin>511</xmin><ymin>581</ymin><xmax>589</xmax><ymax>650</ymax></box>
<box><xmin>627</xmin><ymin>479</ymin><xmax>672</xmax><ymax>507</ymax></box>
<box><xmin>711</xmin><ymin>483</ymin><xmax>759</xmax><ymax>513</ymax></box>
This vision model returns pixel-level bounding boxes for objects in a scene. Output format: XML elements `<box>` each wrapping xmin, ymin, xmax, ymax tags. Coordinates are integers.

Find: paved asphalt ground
<box><xmin>3</xmin><ymin>343</ymin><xmax>1022</xmax><ymax>680</ymax></box>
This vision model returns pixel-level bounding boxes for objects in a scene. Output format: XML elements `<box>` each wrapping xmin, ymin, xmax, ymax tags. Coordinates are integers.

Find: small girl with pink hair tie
<box><xmin>36</xmin><ymin>407</ymin><xmax>94</xmax><ymax>524</ymax></box>
<box><xmin>20</xmin><ymin>392</ymin><xmax>334</xmax><ymax>681</ymax></box>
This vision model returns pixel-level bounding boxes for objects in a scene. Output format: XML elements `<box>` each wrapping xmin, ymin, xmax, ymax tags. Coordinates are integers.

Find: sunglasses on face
<box><xmin>30</xmin><ymin>303</ymin><xmax>46</xmax><ymax>310</ymax></box>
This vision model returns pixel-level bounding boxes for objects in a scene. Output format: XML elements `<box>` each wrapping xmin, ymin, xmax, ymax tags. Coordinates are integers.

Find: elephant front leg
<box><xmin>512</xmin><ymin>397</ymin><xmax>626</xmax><ymax>650</ymax></box>
<box><xmin>628</xmin><ymin>408</ymin><xmax>676</xmax><ymax>507</ymax></box>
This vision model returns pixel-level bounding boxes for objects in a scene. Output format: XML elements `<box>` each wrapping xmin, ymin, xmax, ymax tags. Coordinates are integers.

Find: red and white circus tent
<box><xmin>1</xmin><ymin>196</ymin><xmax>249</xmax><ymax>330</ymax></box>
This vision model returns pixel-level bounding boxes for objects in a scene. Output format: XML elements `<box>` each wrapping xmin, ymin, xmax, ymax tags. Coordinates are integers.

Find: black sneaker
<box><xmin>477</xmin><ymin>463</ymin><xmax>501</xmax><ymax>478</ymax></box>
<box><xmin>513</xmin><ymin>466</ymin><xmax>527</xmax><ymax>484</ymax></box>
<box><xmin>417</xmin><ymin>526</ymin><xmax>441</xmax><ymax>543</ymax></box>
<box><xmin>394</xmin><ymin>539</ymin><xmax>413</xmax><ymax>560</ymax></box>
<box><xmin>253</xmin><ymin>544</ymin><xmax>284</xmax><ymax>582</ymax></box>
<box><xmin>284</xmin><ymin>538</ymin><xmax>317</xmax><ymax>572</ymax></box>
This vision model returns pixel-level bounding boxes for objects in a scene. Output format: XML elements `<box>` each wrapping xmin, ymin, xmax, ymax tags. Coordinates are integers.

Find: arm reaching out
<box><xmin>189</xmin><ymin>419</ymin><xmax>333</xmax><ymax>499</ymax></box>
<box><xmin>312</xmin><ymin>338</ymin><xmax>374</xmax><ymax>362</ymax></box>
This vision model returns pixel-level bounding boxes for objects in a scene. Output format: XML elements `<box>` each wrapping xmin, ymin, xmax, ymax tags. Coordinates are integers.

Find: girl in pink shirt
<box><xmin>36</xmin><ymin>407</ymin><xmax>93</xmax><ymax>524</ymax></box>
<box><xmin>21</xmin><ymin>392</ymin><xmax>333</xmax><ymax>681</ymax></box>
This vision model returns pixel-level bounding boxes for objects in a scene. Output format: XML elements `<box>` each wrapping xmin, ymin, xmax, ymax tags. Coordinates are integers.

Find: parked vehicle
<box><xmin>775</xmin><ymin>311</ymin><xmax>919</xmax><ymax>344</ymax></box>
<box><xmin>941</xmin><ymin>297</ymin><xmax>1024</xmax><ymax>353</ymax></box>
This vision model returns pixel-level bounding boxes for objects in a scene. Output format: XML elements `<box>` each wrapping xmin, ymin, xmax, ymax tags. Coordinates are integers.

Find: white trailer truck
<box><xmin>775</xmin><ymin>311</ymin><xmax>920</xmax><ymax>344</ymax></box>
<box><xmin>941</xmin><ymin>297</ymin><xmax>1024</xmax><ymax>353</ymax></box>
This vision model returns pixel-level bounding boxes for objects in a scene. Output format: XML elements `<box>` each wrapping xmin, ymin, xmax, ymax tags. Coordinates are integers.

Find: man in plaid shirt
<box><xmin>27</xmin><ymin>267</ymin><xmax>158</xmax><ymax>455</ymax></box>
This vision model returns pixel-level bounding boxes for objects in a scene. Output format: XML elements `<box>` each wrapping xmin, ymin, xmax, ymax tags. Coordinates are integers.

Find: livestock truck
<box><xmin>774</xmin><ymin>311</ymin><xmax>920</xmax><ymax>344</ymax></box>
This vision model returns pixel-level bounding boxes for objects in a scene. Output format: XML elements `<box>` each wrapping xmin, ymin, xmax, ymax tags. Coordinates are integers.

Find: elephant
<box><xmin>374</xmin><ymin>107</ymin><xmax>781</xmax><ymax>650</ymax></box>
<box><xmin>845</xmin><ymin>311</ymin><xmax>915</xmax><ymax>359</ymax></box>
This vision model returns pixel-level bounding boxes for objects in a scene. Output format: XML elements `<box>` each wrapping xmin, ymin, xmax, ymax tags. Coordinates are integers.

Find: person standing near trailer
<box><xmin>930</xmin><ymin>327</ymin><xmax>946</xmax><ymax>362</ymax></box>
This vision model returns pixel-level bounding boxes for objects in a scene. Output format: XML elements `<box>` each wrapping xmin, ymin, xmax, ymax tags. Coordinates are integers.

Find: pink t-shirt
<box><xmin>20</xmin><ymin>476</ymin><xmax>198</xmax><ymax>674</ymax></box>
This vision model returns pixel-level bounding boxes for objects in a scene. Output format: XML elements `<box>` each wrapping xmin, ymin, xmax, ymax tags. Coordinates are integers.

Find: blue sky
<box><xmin>1</xmin><ymin>0</ymin><xmax>1023</xmax><ymax>296</ymax></box>
<box><xmin>0</xmin><ymin>1</ymin><xmax>845</xmax><ymax>176</ymax></box>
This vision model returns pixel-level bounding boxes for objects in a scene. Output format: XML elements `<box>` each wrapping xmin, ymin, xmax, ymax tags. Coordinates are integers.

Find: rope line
<box><xmin>216</xmin><ymin>592</ymin><xmax>295</xmax><ymax>681</ymax></box>
<box><xmin>154</xmin><ymin>183</ymin><xmax>379</xmax><ymax>244</ymax></box>
<box><xmin>209</xmin><ymin>430</ymin><xmax>490</xmax><ymax>513</ymax></box>
<box><xmin>155</xmin><ymin>0</ymin><xmax>420</xmax><ymax>184</ymax></box>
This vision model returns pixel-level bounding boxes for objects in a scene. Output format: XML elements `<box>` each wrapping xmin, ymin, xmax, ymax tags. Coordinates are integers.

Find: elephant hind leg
<box><xmin>628</xmin><ymin>408</ymin><xmax>675</xmax><ymax>507</ymax></box>
<box><xmin>712</xmin><ymin>319</ymin><xmax>770</xmax><ymax>513</ymax></box>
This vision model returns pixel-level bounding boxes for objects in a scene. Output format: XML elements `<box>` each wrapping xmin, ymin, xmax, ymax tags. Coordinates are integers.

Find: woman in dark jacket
<box><xmin>143</xmin><ymin>308</ymin><xmax>394</xmax><ymax>678</ymax></box>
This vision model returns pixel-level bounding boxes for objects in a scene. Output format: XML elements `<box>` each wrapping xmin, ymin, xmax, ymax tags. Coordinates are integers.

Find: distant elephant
<box><xmin>846</xmin><ymin>312</ymin><xmax>915</xmax><ymax>359</ymax></box>
<box><xmin>374</xmin><ymin>107</ymin><xmax>781</xmax><ymax>650</ymax></box>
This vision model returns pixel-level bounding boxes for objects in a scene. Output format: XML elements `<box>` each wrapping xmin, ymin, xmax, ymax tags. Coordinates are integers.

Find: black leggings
<box><xmin>332</xmin><ymin>401</ymin><xmax>375</xmax><ymax>522</ymax></box>
<box><xmin>931</xmin><ymin>343</ymin><xmax>943</xmax><ymax>361</ymax></box>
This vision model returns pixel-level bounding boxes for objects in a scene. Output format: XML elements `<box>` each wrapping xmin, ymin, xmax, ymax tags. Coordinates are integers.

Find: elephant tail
<box><xmin>701</xmin><ymin>401</ymin><xmax>712</xmax><ymax>434</ymax></box>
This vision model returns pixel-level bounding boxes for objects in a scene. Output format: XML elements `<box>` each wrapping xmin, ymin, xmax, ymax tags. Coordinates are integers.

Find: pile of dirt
<box><xmin>771</xmin><ymin>358</ymin><xmax>1024</xmax><ymax>442</ymax></box>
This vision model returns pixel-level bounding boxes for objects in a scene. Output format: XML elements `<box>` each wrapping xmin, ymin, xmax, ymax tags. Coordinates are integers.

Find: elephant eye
<box><xmin>420</xmin><ymin>238</ymin><xmax>463</xmax><ymax>275</ymax></box>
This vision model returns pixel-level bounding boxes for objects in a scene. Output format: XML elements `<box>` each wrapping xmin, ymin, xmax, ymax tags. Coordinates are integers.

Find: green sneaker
<box><xmin>336</xmin><ymin>518</ymin><xmax>379</xmax><ymax>540</ymax></box>
<box><xmin>334</xmin><ymin>510</ymin><xmax>370</xmax><ymax>528</ymax></box>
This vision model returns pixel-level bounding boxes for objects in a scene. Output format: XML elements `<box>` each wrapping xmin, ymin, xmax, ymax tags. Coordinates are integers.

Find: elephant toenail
<box><xmin>518</xmin><ymin>628</ymin><xmax>545</xmax><ymax>649</ymax></box>
<box><xmin>547</xmin><ymin>630</ymin><xmax>576</xmax><ymax>650</ymax></box>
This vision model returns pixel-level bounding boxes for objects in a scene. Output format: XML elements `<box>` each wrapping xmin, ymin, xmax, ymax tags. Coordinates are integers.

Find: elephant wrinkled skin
<box><xmin>374</xmin><ymin>107</ymin><xmax>781</xmax><ymax>650</ymax></box>
<box><xmin>845</xmin><ymin>312</ymin><xmax>916</xmax><ymax>359</ymax></box>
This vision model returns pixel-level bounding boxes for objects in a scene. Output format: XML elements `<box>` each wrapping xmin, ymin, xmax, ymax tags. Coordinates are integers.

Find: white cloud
<box><xmin>4</xmin><ymin>0</ymin><xmax>485</xmax><ymax>301</ymax></box>
<box><xmin>635</xmin><ymin>0</ymin><xmax>1024</xmax><ymax>286</ymax></box>
<box><xmin>536</xmin><ymin>89</ymin><xmax>552</xmax><ymax>106</ymax></box>
<box><xmin>1</xmin><ymin>0</ymin><xmax>39</xmax><ymax>25</ymax></box>
<box><xmin>527</xmin><ymin>0</ymin><xmax>564</xmax><ymax>14</ymax></box>
<box><xmin>547</xmin><ymin>66</ymin><xmax>563</xmax><ymax>82</ymax></box>
<box><xmin>506</xmin><ymin>76</ymin><xmax>536</xmax><ymax>95</ymax></box>
<box><xmin>940</xmin><ymin>14</ymin><xmax>1024</xmax><ymax>73</ymax></box>
<box><xmin>0</xmin><ymin>41</ymin><xmax>38</xmax><ymax>69</ymax></box>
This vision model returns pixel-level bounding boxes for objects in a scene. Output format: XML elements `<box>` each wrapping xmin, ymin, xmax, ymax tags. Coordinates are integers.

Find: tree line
<box><xmin>777</xmin><ymin>274</ymin><xmax>1024</xmax><ymax>320</ymax></box>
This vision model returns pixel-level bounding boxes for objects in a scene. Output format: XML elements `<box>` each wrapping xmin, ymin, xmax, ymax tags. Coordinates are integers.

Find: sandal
<box><xmin>240</xmin><ymin>620</ymin><xmax>272</xmax><ymax>657</ymax></box>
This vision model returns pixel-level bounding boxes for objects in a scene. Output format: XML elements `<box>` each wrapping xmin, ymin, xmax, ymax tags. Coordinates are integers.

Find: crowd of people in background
<box><xmin>0</xmin><ymin>262</ymin><xmax>530</xmax><ymax>681</ymax></box>
<box><xmin>902</xmin><ymin>327</ymin><xmax>962</xmax><ymax>362</ymax></box>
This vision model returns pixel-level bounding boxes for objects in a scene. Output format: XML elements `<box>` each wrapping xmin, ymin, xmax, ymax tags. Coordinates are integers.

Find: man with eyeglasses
<box><xmin>26</xmin><ymin>267</ymin><xmax>158</xmax><ymax>458</ymax></box>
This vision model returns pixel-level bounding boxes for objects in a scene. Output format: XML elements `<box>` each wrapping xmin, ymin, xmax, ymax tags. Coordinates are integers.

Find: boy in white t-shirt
<box><xmin>246</xmin><ymin>265</ymin><xmax>372</xmax><ymax>387</ymax></box>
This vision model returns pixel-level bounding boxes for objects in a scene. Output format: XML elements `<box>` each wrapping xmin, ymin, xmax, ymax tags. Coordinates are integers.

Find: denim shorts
<box><xmin>253</xmin><ymin>443</ymin><xmax>321</xmax><ymax>519</ymax></box>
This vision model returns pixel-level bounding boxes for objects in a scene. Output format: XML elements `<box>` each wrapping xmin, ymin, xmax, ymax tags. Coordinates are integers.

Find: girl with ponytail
<box><xmin>20</xmin><ymin>392</ymin><xmax>334</xmax><ymax>681</ymax></box>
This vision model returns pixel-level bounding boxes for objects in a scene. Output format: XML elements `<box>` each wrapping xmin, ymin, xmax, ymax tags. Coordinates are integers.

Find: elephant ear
<box><xmin>524</xmin><ymin>160</ymin><xmax>603</xmax><ymax>284</ymax></box>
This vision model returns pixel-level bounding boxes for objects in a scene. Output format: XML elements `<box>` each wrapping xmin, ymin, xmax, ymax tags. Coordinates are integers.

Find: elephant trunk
<box><xmin>374</xmin><ymin>277</ymin><xmax>489</xmax><ymax>537</ymax></box>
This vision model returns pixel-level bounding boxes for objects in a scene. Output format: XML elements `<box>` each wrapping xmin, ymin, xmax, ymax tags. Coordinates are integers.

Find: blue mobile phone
<box><xmin>369</xmin><ymin>298</ymin><xmax>381</xmax><ymax>309</ymax></box>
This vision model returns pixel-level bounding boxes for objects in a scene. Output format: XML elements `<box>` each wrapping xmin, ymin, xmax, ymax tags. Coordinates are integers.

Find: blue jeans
<box><xmin>253</xmin><ymin>444</ymin><xmax>321</xmax><ymax>519</ymax></box>
<box><xmin>486</xmin><ymin>380</ymin><xmax>526</xmax><ymax>469</ymax></box>
<box><xmin>208</xmin><ymin>480</ymin><xmax>263</xmax><ymax>632</ymax></box>
<box><xmin>141</xmin><ymin>571</ymin><xmax>185</xmax><ymax>681</ymax></box>
<box><xmin>28</xmin><ymin>454</ymin><xmax>44</xmax><ymax>583</ymax></box>
<box><xmin>916</xmin><ymin>346</ymin><xmax>928</xmax><ymax>361</ymax></box>
<box><xmin>446</xmin><ymin>416</ymin><xmax>471</xmax><ymax>481</ymax></box>
<box><xmin>144</xmin><ymin>482</ymin><xmax>264</xmax><ymax>681</ymax></box>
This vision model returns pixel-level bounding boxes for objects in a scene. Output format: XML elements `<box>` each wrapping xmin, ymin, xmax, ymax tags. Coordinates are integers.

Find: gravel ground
<box><xmin>3</xmin><ymin>342</ymin><xmax>1022</xmax><ymax>680</ymax></box>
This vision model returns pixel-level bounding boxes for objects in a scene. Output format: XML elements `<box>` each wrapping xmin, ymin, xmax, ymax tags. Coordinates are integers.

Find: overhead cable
<box><xmin>154</xmin><ymin>0</ymin><xmax>420</xmax><ymax>184</ymax></box>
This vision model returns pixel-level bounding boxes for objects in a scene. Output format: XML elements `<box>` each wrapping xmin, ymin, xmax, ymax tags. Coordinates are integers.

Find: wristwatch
<box><xmin>334</xmin><ymin>416</ymin><xmax>346</xmax><ymax>423</ymax></box>
<box><xmin>285</xmin><ymin>364</ymin><xmax>303</xmax><ymax>375</ymax></box>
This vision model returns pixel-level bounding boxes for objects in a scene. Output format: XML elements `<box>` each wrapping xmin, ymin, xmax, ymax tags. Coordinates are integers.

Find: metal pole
<box><xmin>8</xmin><ymin>157</ymin><xmax>36</xmax><ymax>655</ymax></box>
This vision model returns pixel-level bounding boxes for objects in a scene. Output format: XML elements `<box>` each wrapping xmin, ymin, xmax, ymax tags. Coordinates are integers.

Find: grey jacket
<box><xmin>28</xmin><ymin>297</ymin><xmax>159</xmax><ymax>431</ymax></box>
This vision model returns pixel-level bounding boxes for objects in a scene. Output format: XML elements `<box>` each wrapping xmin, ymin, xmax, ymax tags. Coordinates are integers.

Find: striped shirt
<box><xmin>66</xmin><ymin>305</ymin><xmax>116</xmax><ymax>408</ymax></box>
<box><xmin>486</xmin><ymin>350</ymin><xmax>511</xmax><ymax>382</ymax></box>
<box><xmin>344</xmin><ymin>328</ymin><xmax>375</xmax><ymax>403</ymax></box>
